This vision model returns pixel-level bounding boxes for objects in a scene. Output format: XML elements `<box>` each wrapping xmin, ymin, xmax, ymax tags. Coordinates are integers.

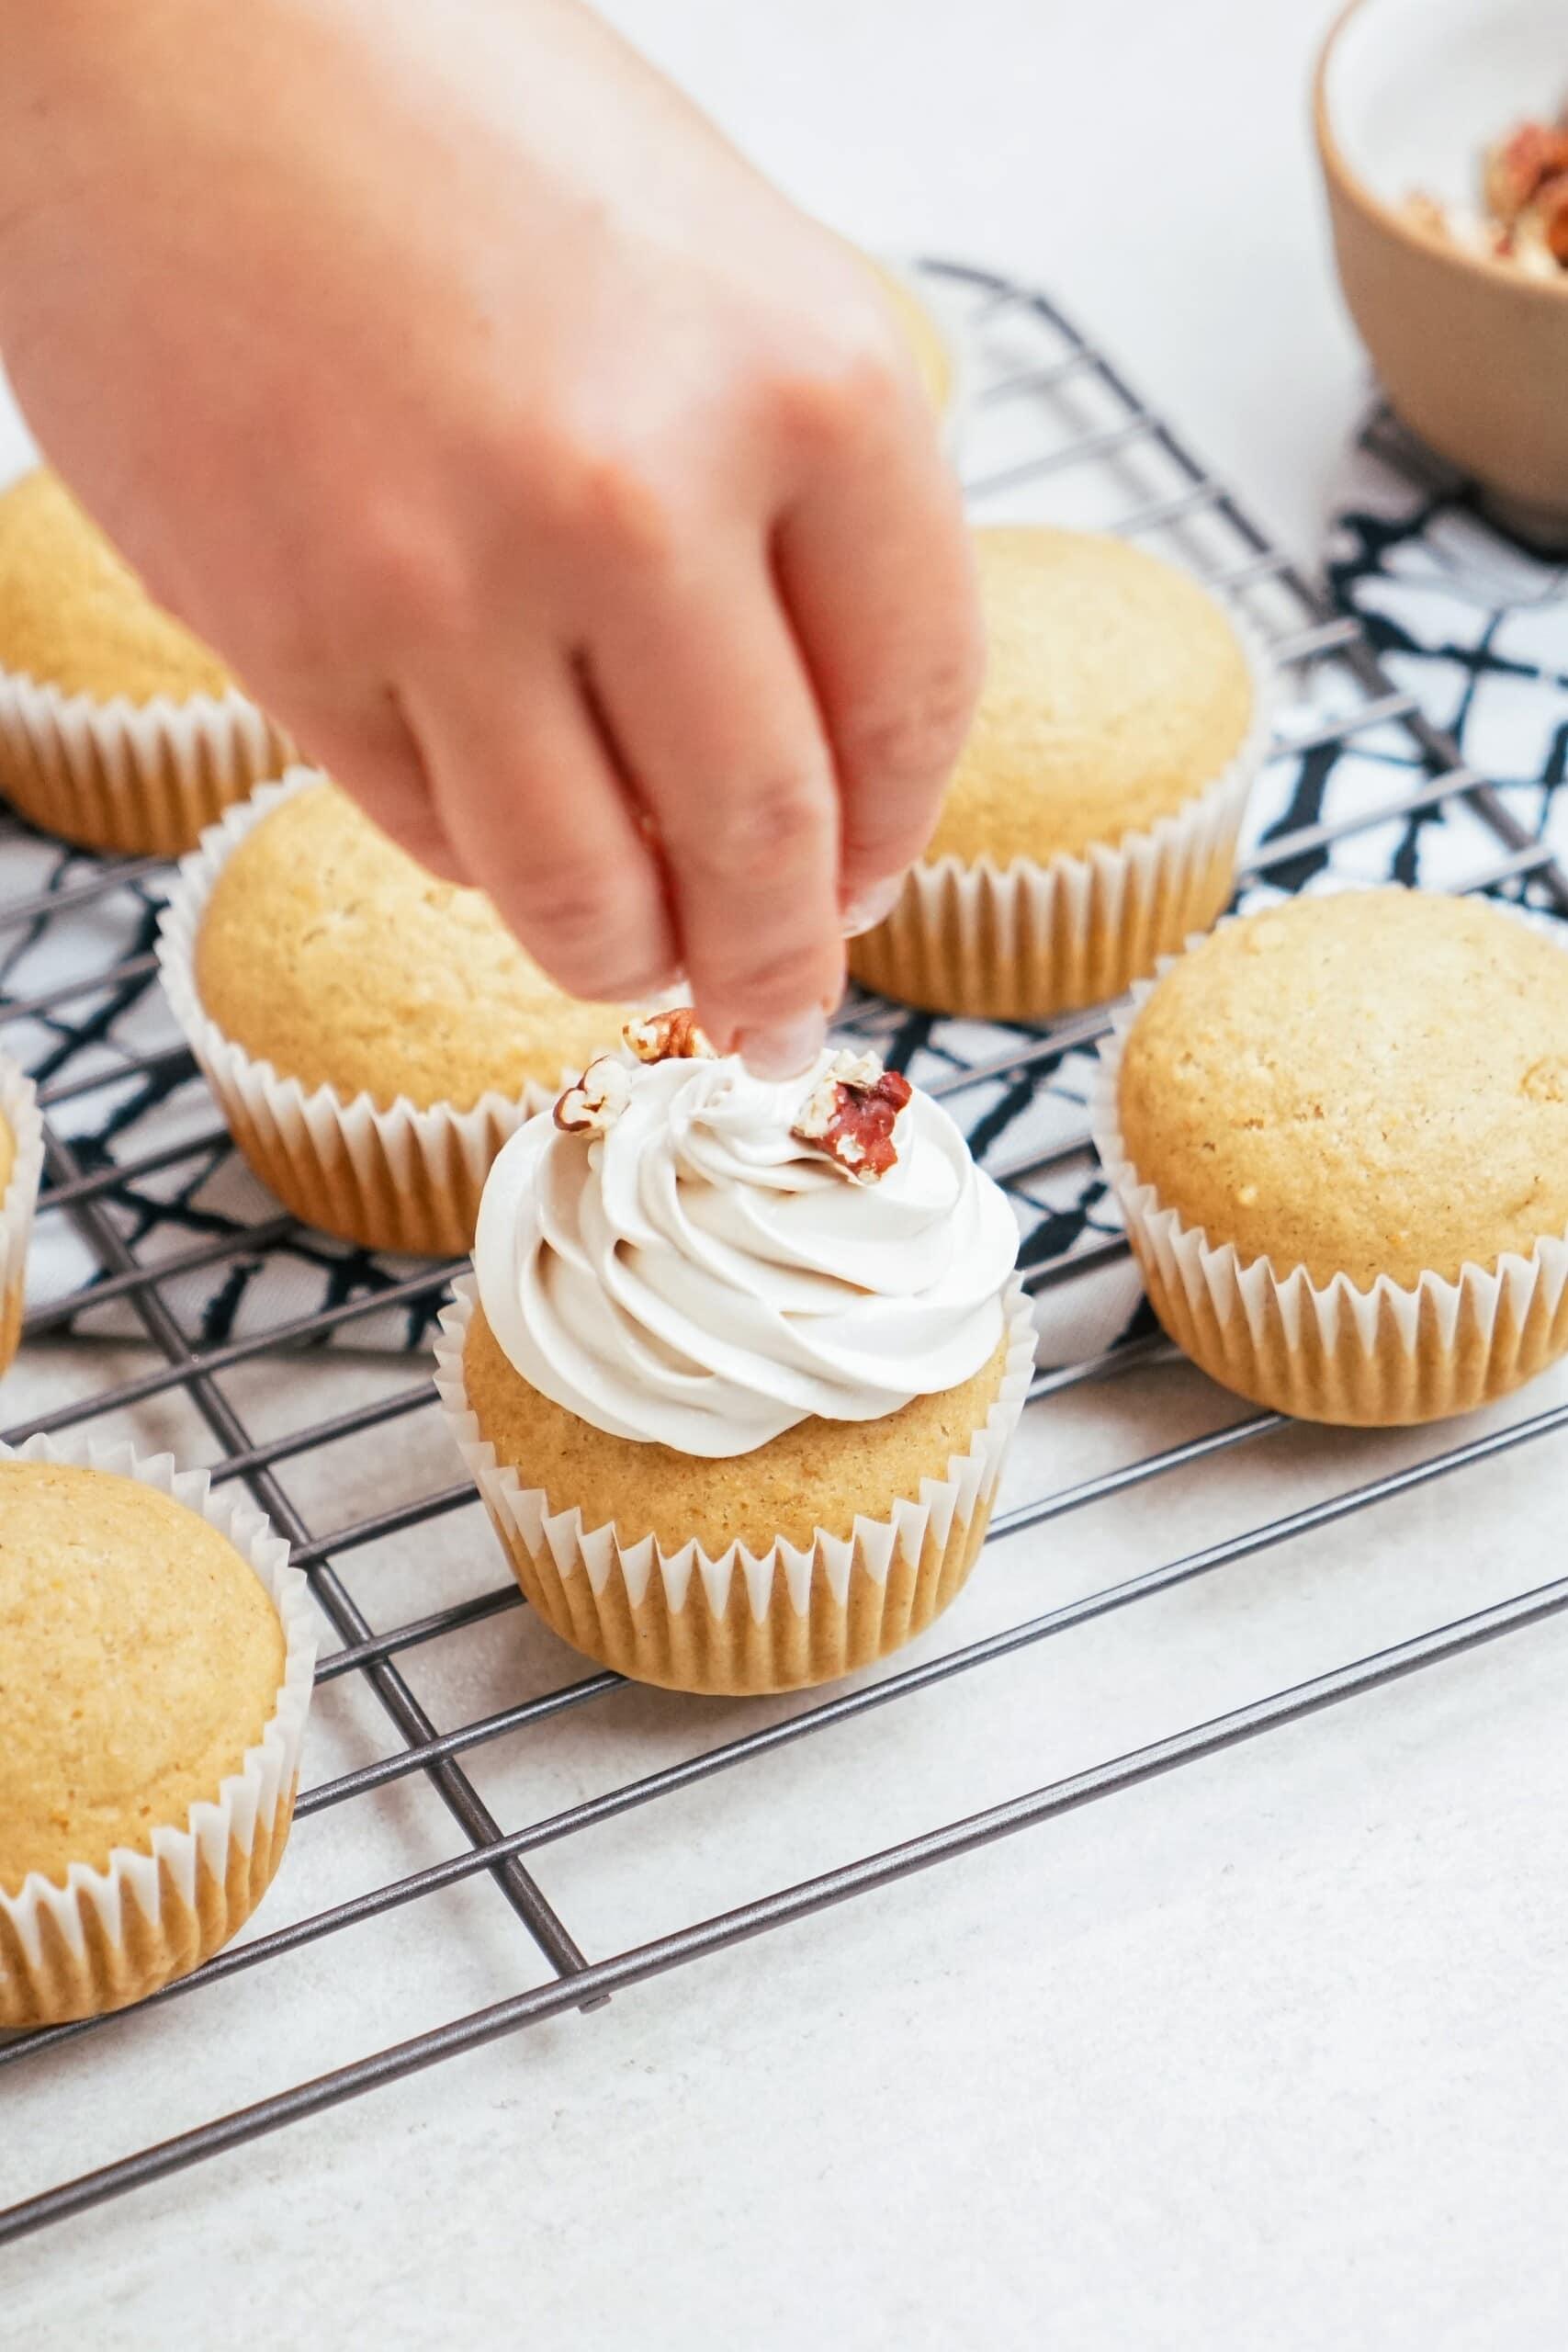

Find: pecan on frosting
<box><xmin>790</xmin><ymin>1048</ymin><xmax>913</xmax><ymax>1185</ymax></box>
<box><xmin>553</xmin><ymin>1057</ymin><xmax>632</xmax><ymax>1135</ymax></box>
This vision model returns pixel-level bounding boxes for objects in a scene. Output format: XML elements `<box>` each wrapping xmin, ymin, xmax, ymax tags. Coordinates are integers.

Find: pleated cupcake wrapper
<box><xmin>0</xmin><ymin>1433</ymin><xmax>316</xmax><ymax>2028</ymax></box>
<box><xmin>1089</xmin><ymin>911</ymin><xmax>1568</xmax><ymax>1427</ymax></box>
<box><xmin>0</xmin><ymin>663</ymin><xmax>292</xmax><ymax>858</ymax></box>
<box><xmin>433</xmin><ymin>1272</ymin><xmax>1036</xmax><ymax>1695</ymax></box>
<box><xmin>155</xmin><ymin>768</ymin><xmax>567</xmax><ymax>1257</ymax></box>
<box><xmin>849</xmin><ymin>612</ymin><xmax>1275</xmax><ymax>1022</ymax></box>
<box><xmin>0</xmin><ymin>1053</ymin><xmax>43</xmax><ymax>1379</ymax></box>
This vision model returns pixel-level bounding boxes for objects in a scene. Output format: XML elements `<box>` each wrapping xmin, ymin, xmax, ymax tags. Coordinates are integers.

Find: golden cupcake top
<box><xmin>0</xmin><ymin>1462</ymin><xmax>287</xmax><ymax>1892</ymax></box>
<box><xmin>1116</xmin><ymin>889</ymin><xmax>1568</xmax><ymax>1289</ymax></box>
<box><xmin>194</xmin><ymin>780</ymin><xmax>634</xmax><ymax>1112</ymax></box>
<box><xmin>926</xmin><ymin>527</ymin><xmax>1256</xmax><ymax>867</ymax></box>
<box><xmin>0</xmin><ymin>468</ymin><xmax>237</xmax><ymax>706</ymax></box>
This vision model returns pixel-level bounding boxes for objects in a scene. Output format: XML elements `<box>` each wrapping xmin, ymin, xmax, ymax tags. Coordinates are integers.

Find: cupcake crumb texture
<box><xmin>924</xmin><ymin>526</ymin><xmax>1256</xmax><ymax>868</ymax></box>
<box><xmin>463</xmin><ymin>1299</ymin><xmax>1010</xmax><ymax>1556</ymax></box>
<box><xmin>1117</xmin><ymin>889</ymin><xmax>1568</xmax><ymax>1288</ymax></box>
<box><xmin>0</xmin><ymin>1463</ymin><xmax>285</xmax><ymax>1893</ymax></box>
<box><xmin>0</xmin><ymin>469</ymin><xmax>236</xmax><ymax>705</ymax></box>
<box><xmin>194</xmin><ymin>779</ymin><xmax>634</xmax><ymax>1110</ymax></box>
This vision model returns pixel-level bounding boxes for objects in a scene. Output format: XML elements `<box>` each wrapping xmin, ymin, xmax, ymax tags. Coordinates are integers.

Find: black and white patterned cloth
<box><xmin>5</xmin><ymin>405</ymin><xmax>1565</xmax><ymax>1362</ymax></box>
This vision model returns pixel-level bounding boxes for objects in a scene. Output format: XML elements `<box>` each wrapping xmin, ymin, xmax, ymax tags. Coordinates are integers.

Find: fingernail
<box><xmin>842</xmin><ymin>876</ymin><xmax>905</xmax><ymax>937</ymax></box>
<box><xmin>738</xmin><ymin>1008</ymin><xmax>827</xmax><ymax>1081</ymax></box>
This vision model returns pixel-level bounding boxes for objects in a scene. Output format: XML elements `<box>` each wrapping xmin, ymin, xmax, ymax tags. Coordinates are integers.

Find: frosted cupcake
<box><xmin>157</xmin><ymin>771</ymin><xmax>636</xmax><ymax>1254</ymax></box>
<box><xmin>435</xmin><ymin>1011</ymin><xmax>1032</xmax><ymax>1694</ymax></box>
<box><xmin>1092</xmin><ymin>890</ymin><xmax>1568</xmax><ymax>1426</ymax></box>
<box><xmin>0</xmin><ymin>1436</ymin><xmax>314</xmax><ymax>2027</ymax></box>
<box><xmin>850</xmin><ymin>526</ymin><xmax>1269</xmax><ymax>1022</ymax></box>
<box><xmin>0</xmin><ymin>1049</ymin><xmax>42</xmax><ymax>1382</ymax></box>
<box><xmin>0</xmin><ymin>469</ymin><xmax>290</xmax><ymax>855</ymax></box>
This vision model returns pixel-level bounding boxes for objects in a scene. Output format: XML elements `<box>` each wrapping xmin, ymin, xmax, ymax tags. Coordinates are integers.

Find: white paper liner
<box><xmin>0</xmin><ymin>1433</ymin><xmax>315</xmax><ymax>2027</ymax></box>
<box><xmin>1089</xmin><ymin>904</ymin><xmax>1568</xmax><ymax>1427</ymax></box>
<box><xmin>433</xmin><ymin>1272</ymin><xmax>1037</xmax><ymax>1694</ymax></box>
<box><xmin>850</xmin><ymin>608</ymin><xmax>1275</xmax><ymax>1021</ymax></box>
<box><xmin>0</xmin><ymin>663</ymin><xmax>292</xmax><ymax>857</ymax></box>
<box><xmin>155</xmin><ymin>768</ymin><xmax>586</xmax><ymax>1256</ymax></box>
<box><xmin>0</xmin><ymin>1053</ymin><xmax>43</xmax><ymax>1378</ymax></box>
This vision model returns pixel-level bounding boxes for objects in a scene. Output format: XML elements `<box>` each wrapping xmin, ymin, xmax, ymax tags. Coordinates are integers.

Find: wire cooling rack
<box><xmin>2</xmin><ymin>260</ymin><xmax>1567</xmax><ymax>2248</ymax></box>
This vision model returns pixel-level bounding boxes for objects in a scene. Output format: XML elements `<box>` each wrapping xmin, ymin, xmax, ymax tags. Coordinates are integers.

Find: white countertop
<box><xmin>7</xmin><ymin>3</ymin><xmax>1568</xmax><ymax>2345</ymax></box>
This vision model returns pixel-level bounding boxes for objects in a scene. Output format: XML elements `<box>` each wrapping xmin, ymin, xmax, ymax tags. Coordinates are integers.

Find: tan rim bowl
<box><xmin>1316</xmin><ymin>0</ymin><xmax>1568</xmax><ymax>540</ymax></box>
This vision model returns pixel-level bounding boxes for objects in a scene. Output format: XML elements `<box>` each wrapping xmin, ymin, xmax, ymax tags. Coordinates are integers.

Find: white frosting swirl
<box><xmin>473</xmin><ymin>1047</ymin><xmax>1020</xmax><ymax>1458</ymax></box>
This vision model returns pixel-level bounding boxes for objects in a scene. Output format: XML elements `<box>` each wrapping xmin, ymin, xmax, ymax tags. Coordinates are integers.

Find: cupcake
<box><xmin>849</xmin><ymin>526</ymin><xmax>1270</xmax><ymax>1023</ymax></box>
<box><xmin>0</xmin><ymin>469</ymin><xmax>291</xmax><ymax>856</ymax></box>
<box><xmin>1092</xmin><ymin>889</ymin><xmax>1568</xmax><ymax>1426</ymax></box>
<box><xmin>0</xmin><ymin>1436</ymin><xmax>314</xmax><ymax>2027</ymax></box>
<box><xmin>435</xmin><ymin>1010</ymin><xmax>1032</xmax><ymax>1695</ymax></box>
<box><xmin>156</xmin><ymin>770</ymin><xmax>637</xmax><ymax>1255</ymax></box>
<box><xmin>0</xmin><ymin>1051</ymin><xmax>42</xmax><ymax>1383</ymax></box>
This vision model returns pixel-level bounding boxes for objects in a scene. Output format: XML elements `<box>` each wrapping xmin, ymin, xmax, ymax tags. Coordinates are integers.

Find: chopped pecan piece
<box><xmin>554</xmin><ymin>1057</ymin><xmax>632</xmax><ymax>1136</ymax></box>
<box><xmin>1405</xmin><ymin>112</ymin><xmax>1568</xmax><ymax>277</ymax></box>
<box><xmin>623</xmin><ymin>1008</ymin><xmax>716</xmax><ymax>1064</ymax></box>
<box><xmin>1403</xmin><ymin>189</ymin><xmax>1450</xmax><ymax>243</ymax></box>
<box><xmin>790</xmin><ymin>1049</ymin><xmax>913</xmax><ymax>1185</ymax></box>
<box><xmin>1533</xmin><ymin>173</ymin><xmax>1568</xmax><ymax>264</ymax></box>
<box><xmin>1483</xmin><ymin>121</ymin><xmax>1568</xmax><ymax>225</ymax></box>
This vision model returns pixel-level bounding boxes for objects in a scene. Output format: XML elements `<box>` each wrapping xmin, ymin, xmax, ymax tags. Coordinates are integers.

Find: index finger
<box><xmin>773</xmin><ymin>369</ymin><xmax>982</xmax><ymax>929</ymax></box>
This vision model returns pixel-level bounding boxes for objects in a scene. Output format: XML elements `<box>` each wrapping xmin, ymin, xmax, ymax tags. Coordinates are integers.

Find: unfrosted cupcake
<box><xmin>0</xmin><ymin>1437</ymin><xmax>314</xmax><ymax>2027</ymax></box>
<box><xmin>0</xmin><ymin>469</ymin><xmax>290</xmax><ymax>855</ymax></box>
<box><xmin>435</xmin><ymin>1010</ymin><xmax>1032</xmax><ymax>1694</ymax></box>
<box><xmin>1092</xmin><ymin>889</ymin><xmax>1568</xmax><ymax>1426</ymax></box>
<box><xmin>156</xmin><ymin>770</ymin><xmax>637</xmax><ymax>1255</ymax></box>
<box><xmin>850</xmin><ymin>526</ymin><xmax>1269</xmax><ymax>1022</ymax></box>
<box><xmin>0</xmin><ymin>1050</ymin><xmax>43</xmax><ymax>1383</ymax></box>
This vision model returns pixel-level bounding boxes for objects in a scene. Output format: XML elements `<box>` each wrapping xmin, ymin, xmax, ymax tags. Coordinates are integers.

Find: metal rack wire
<box><xmin>2</xmin><ymin>260</ymin><xmax>1566</xmax><ymax>2246</ymax></box>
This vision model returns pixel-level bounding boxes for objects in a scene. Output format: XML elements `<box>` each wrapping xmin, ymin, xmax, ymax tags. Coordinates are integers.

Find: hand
<box><xmin>0</xmin><ymin>0</ymin><xmax>981</xmax><ymax>1075</ymax></box>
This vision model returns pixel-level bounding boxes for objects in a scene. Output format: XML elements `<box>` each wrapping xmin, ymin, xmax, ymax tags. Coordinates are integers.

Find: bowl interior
<box><xmin>1325</xmin><ymin>0</ymin><xmax>1568</xmax><ymax>210</ymax></box>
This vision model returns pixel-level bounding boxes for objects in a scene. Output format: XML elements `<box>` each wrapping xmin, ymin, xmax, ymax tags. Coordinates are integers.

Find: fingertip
<box><xmin>841</xmin><ymin>874</ymin><xmax>905</xmax><ymax>936</ymax></box>
<box><xmin>737</xmin><ymin>1007</ymin><xmax>827</xmax><ymax>1082</ymax></box>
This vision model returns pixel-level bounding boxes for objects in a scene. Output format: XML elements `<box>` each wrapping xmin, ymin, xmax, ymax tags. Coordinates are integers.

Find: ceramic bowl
<box><xmin>1316</xmin><ymin>0</ymin><xmax>1568</xmax><ymax>541</ymax></box>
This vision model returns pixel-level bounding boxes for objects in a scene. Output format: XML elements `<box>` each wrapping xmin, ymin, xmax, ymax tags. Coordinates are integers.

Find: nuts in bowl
<box><xmin>1317</xmin><ymin>0</ymin><xmax>1568</xmax><ymax>542</ymax></box>
<box><xmin>1405</xmin><ymin>111</ymin><xmax>1568</xmax><ymax>276</ymax></box>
